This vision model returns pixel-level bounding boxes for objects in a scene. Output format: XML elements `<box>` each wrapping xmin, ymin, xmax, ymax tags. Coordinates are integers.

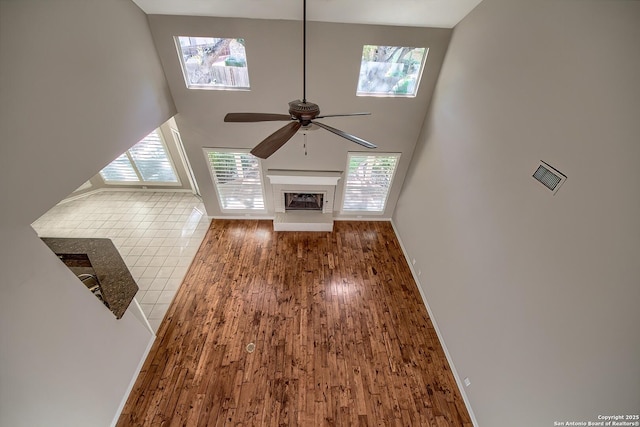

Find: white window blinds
<box><xmin>100</xmin><ymin>154</ymin><xmax>138</xmax><ymax>182</ymax></box>
<box><xmin>204</xmin><ymin>149</ymin><xmax>265</xmax><ymax>211</ymax></box>
<box><xmin>342</xmin><ymin>153</ymin><xmax>400</xmax><ymax>213</ymax></box>
<box><xmin>100</xmin><ymin>130</ymin><xmax>179</xmax><ymax>184</ymax></box>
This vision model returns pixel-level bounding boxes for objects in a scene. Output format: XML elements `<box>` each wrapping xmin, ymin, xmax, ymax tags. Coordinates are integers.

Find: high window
<box><xmin>99</xmin><ymin>130</ymin><xmax>179</xmax><ymax>185</ymax></box>
<box><xmin>357</xmin><ymin>45</ymin><xmax>428</xmax><ymax>97</ymax></box>
<box><xmin>342</xmin><ymin>153</ymin><xmax>400</xmax><ymax>213</ymax></box>
<box><xmin>175</xmin><ymin>37</ymin><xmax>250</xmax><ymax>90</ymax></box>
<box><xmin>204</xmin><ymin>149</ymin><xmax>265</xmax><ymax>211</ymax></box>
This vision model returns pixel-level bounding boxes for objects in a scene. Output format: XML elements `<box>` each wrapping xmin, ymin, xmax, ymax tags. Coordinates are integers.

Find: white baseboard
<box><xmin>206</xmin><ymin>215</ymin><xmax>393</xmax><ymax>222</ymax></box>
<box><xmin>110</xmin><ymin>332</ymin><xmax>156</xmax><ymax>427</ymax></box>
<box><xmin>333</xmin><ymin>216</ymin><xmax>392</xmax><ymax>221</ymax></box>
<box><xmin>209</xmin><ymin>215</ymin><xmax>274</xmax><ymax>220</ymax></box>
<box><xmin>58</xmin><ymin>188</ymin><xmax>105</xmax><ymax>204</ymax></box>
<box><xmin>59</xmin><ymin>187</ymin><xmax>194</xmax><ymax>204</ymax></box>
<box><xmin>390</xmin><ymin>219</ymin><xmax>479</xmax><ymax>427</ymax></box>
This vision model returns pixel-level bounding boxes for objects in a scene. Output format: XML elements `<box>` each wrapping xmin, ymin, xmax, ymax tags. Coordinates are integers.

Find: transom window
<box><xmin>99</xmin><ymin>130</ymin><xmax>179</xmax><ymax>185</ymax></box>
<box><xmin>175</xmin><ymin>37</ymin><xmax>250</xmax><ymax>90</ymax></box>
<box><xmin>357</xmin><ymin>45</ymin><xmax>428</xmax><ymax>97</ymax></box>
<box><xmin>204</xmin><ymin>149</ymin><xmax>265</xmax><ymax>211</ymax></box>
<box><xmin>342</xmin><ymin>153</ymin><xmax>400</xmax><ymax>214</ymax></box>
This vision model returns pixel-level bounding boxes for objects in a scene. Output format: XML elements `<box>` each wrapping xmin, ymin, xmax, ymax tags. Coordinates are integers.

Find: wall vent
<box><xmin>533</xmin><ymin>161</ymin><xmax>566</xmax><ymax>194</ymax></box>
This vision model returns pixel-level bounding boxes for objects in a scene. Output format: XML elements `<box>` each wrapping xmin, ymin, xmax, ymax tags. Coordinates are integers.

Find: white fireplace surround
<box><xmin>266</xmin><ymin>170</ymin><xmax>342</xmax><ymax>214</ymax></box>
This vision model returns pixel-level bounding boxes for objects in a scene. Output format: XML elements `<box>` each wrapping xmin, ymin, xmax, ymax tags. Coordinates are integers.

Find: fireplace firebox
<box><xmin>284</xmin><ymin>193</ymin><xmax>324</xmax><ymax>211</ymax></box>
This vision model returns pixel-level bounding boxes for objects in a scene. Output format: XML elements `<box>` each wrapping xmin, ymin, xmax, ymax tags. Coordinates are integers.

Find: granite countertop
<box><xmin>41</xmin><ymin>238</ymin><xmax>138</xmax><ymax>319</ymax></box>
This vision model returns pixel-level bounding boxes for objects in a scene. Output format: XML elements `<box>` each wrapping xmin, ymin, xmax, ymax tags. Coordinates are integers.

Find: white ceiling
<box><xmin>132</xmin><ymin>0</ymin><xmax>484</xmax><ymax>28</ymax></box>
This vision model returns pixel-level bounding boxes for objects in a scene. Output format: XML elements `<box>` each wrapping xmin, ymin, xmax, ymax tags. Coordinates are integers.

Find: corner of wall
<box><xmin>389</xmin><ymin>219</ymin><xmax>478</xmax><ymax>426</ymax></box>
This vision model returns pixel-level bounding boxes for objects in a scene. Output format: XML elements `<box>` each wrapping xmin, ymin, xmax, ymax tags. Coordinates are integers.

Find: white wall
<box><xmin>393</xmin><ymin>1</ymin><xmax>640</xmax><ymax>425</ymax></box>
<box><xmin>0</xmin><ymin>0</ymin><xmax>176</xmax><ymax>425</ymax></box>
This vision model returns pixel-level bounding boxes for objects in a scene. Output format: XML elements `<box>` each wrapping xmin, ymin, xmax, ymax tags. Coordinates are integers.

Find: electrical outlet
<box><xmin>412</xmin><ymin>258</ymin><xmax>416</xmax><ymax>265</ymax></box>
<box><xmin>464</xmin><ymin>377</ymin><xmax>471</xmax><ymax>387</ymax></box>
<box><xmin>418</xmin><ymin>270</ymin><xmax>422</xmax><ymax>276</ymax></box>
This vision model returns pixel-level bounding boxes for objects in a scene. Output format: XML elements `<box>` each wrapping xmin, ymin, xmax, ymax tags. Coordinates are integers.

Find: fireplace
<box><xmin>285</xmin><ymin>193</ymin><xmax>324</xmax><ymax>211</ymax></box>
<box><xmin>267</xmin><ymin>170</ymin><xmax>342</xmax><ymax>215</ymax></box>
<box><xmin>266</xmin><ymin>170</ymin><xmax>342</xmax><ymax>231</ymax></box>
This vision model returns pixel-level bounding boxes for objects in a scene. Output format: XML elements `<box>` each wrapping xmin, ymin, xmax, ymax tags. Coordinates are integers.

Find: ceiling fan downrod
<box><xmin>222</xmin><ymin>0</ymin><xmax>377</xmax><ymax>159</ymax></box>
<box><xmin>302</xmin><ymin>0</ymin><xmax>307</xmax><ymax>103</ymax></box>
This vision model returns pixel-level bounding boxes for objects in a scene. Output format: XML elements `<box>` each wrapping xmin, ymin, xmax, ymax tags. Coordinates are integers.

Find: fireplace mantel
<box><xmin>266</xmin><ymin>170</ymin><xmax>342</xmax><ymax>186</ymax></box>
<box><xmin>266</xmin><ymin>170</ymin><xmax>342</xmax><ymax>231</ymax></box>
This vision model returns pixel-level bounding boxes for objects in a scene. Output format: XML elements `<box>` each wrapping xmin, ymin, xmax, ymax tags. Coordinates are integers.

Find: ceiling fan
<box><xmin>223</xmin><ymin>0</ymin><xmax>377</xmax><ymax>159</ymax></box>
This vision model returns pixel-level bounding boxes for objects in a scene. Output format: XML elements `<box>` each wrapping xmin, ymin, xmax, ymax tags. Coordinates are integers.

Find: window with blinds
<box><xmin>204</xmin><ymin>149</ymin><xmax>265</xmax><ymax>211</ymax></box>
<box><xmin>342</xmin><ymin>153</ymin><xmax>400</xmax><ymax>213</ymax></box>
<box><xmin>99</xmin><ymin>130</ymin><xmax>179</xmax><ymax>184</ymax></box>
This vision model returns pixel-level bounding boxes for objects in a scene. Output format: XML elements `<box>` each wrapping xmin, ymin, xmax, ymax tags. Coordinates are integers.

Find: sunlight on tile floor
<box><xmin>31</xmin><ymin>190</ymin><xmax>210</xmax><ymax>332</ymax></box>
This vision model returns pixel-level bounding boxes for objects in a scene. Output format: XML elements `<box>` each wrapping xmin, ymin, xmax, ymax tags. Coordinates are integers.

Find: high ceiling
<box><xmin>145</xmin><ymin>14</ymin><xmax>455</xmax><ymax>217</ymax></box>
<box><xmin>131</xmin><ymin>0</ymin><xmax>484</xmax><ymax>28</ymax></box>
<box><xmin>133</xmin><ymin>1</ymin><xmax>484</xmax><ymax>217</ymax></box>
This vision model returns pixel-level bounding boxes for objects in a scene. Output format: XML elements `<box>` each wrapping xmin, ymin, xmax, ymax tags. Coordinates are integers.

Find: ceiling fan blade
<box><xmin>313</xmin><ymin>121</ymin><xmax>377</xmax><ymax>149</ymax></box>
<box><xmin>224</xmin><ymin>113</ymin><xmax>292</xmax><ymax>122</ymax></box>
<box><xmin>315</xmin><ymin>112</ymin><xmax>371</xmax><ymax>119</ymax></box>
<box><xmin>250</xmin><ymin>122</ymin><xmax>302</xmax><ymax>159</ymax></box>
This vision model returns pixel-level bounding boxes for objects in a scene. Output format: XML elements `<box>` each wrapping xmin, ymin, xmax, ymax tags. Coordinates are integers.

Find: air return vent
<box><xmin>533</xmin><ymin>161</ymin><xmax>566</xmax><ymax>194</ymax></box>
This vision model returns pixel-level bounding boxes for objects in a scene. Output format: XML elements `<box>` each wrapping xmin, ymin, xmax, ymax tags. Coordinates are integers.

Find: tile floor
<box><xmin>31</xmin><ymin>190</ymin><xmax>210</xmax><ymax>332</ymax></box>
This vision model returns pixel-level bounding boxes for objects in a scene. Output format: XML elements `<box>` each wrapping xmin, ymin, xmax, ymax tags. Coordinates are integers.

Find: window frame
<box><xmin>341</xmin><ymin>152</ymin><xmax>401</xmax><ymax>215</ymax></box>
<box><xmin>203</xmin><ymin>148</ymin><xmax>266</xmax><ymax>213</ymax></box>
<box><xmin>99</xmin><ymin>129</ymin><xmax>181</xmax><ymax>186</ymax></box>
<box><xmin>175</xmin><ymin>36</ymin><xmax>251</xmax><ymax>91</ymax></box>
<box><xmin>356</xmin><ymin>45</ymin><xmax>429</xmax><ymax>98</ymax></box>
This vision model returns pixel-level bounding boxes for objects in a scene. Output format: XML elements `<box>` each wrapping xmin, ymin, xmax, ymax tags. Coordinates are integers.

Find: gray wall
<box><xmin>393</xmin><ymin>1</ymin><xmax>640</xmax><ymax>425</ymax></box>
<box><xmin>0</xmin><ymin>0</ymin><xmax>176</xmax><ymax>425</ymax></box>
<box><xmin>147</xmin><ymin>15</ymin><xmax>451</xmax><ymax>218</ymax></box>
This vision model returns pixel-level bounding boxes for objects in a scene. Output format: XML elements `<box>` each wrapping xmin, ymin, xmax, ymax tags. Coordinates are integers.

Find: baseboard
<box><xmin>110</xmin><ymin>333</ymin><xmax>156</xmax><ymax>427</ymax></box>
<box><xmin>390</xmin><ymin>219</ymin><xmax>479</xmax><ymax>427</ymax></box>
<box><xmin>58</xmin><ymin>188</ymin><xmax>105</xmax><ymax>204</ymax></box>
<box><xmin>333</xmin><ymin>216</ymin><xmax>392</xmax><ymax>221</ymax></box>
<box><xmin>206</xmin><ymin>215</ymin><xmax>393</xmax><ymax>222</ymax></box>
<box><xmin>209</xmin><ymin>215</ymin><xmax>275</xmax><ymax>220</ymax></box>
<box><xmin>59</xmin><ymin>187</ymin><xmax>194</xmax><ymax>204</ymax></box>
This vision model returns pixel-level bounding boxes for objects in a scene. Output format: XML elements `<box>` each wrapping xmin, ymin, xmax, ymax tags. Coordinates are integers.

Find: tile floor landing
<box><xmin>31</xmin><ymin>190</ymin><xmax>210</xmax><ymax>332</ymax></box>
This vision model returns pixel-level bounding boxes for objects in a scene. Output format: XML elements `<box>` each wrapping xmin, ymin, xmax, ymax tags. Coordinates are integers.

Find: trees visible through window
<box><xmin>342</xmin><ymin>153</ymin><xmax>400</xmax><ymax>213</ymax></box>
<box><xmin>357</xmin><ymin>45</ymin><xmax>428</xmax><ymax>97</ymax></box>
<box><xmin>176</xmin><ymin>37</ymin><xmax>250</xmax><ymax>90</ymax></box>
<box><xmin>99</xmin><ymin>130</ymin><xmax>179</xmax><ymax>185</ymax></box>
<box><xmin>204</xmin><ymin>149</ymin><xmax>265</xmax><ymax>211</ymax></box>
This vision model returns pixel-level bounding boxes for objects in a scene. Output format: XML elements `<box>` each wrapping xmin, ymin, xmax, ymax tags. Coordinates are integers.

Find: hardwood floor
<box><xmin>118</xmin><ymin>220</ymin><xmax>471</xmax><ymax>426</ymax></box>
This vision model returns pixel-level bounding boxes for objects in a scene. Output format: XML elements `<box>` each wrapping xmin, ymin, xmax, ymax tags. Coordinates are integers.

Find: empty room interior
<box><xmin>1</xmin><ymin>0</ymin><xmax>639</xmax><ymax>426</ymax></box>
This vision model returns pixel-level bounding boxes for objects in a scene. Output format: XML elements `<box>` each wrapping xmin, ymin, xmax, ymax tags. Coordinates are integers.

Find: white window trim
<box><xmin>174</xmin><ymin>36</ymin><xmax>251</xmax><ymax>91</ymax></box>
<box><xmin>356</xmin><ymin>46</ymin><xmax>429</xmax><ymax>98</ymax></box>
<box><xmin>203</xmin><ymin>148</ymin><xmax>266</xmax><ymax>213</ymax></box>
<box><xmin>100</xmin><ymin>129</ymin><xmax>182</xmax><ymax>186</ymax></box>
<box><xmin>341</xmin><ymin>152</ymin><xmax>401</xmax><ymax>215</ymax></box>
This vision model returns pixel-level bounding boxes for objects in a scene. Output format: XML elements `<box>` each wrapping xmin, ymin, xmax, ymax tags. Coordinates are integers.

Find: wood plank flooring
<box><xmin>118</xmin><ymin>220</ymin><xmax>471</xmax><ymax>426</ymax></box>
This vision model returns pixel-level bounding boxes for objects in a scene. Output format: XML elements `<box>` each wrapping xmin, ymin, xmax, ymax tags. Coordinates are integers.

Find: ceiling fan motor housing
<box><xmin>289</xmin><ymin>100</ymin><xmax>320</xmax><ymax>125</ymax></box>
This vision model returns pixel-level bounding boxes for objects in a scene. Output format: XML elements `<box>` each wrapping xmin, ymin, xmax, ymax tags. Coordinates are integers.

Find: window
<box><xmin>204</xmin><ymin>149</ymin><xmax>265</xmax><ymax>211</ymax></box>
<box><xmin>175</xmin><ymin>37</ymin><xmax>250</xmax><ymax>90</ymax></box>
<box><xmin>342</xmin><ymin>153</ymin><xmax>400</xmax><ymax>213</ymax></box>
<box><xmin>357</xmin><ymin>45</ymin><xmax>428</xmax><ymax>97</ymax></box>
<box><xmin>100</xmin><ymin>130</ymin><xmax>179</xmax><ymax>185</ymax></box>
